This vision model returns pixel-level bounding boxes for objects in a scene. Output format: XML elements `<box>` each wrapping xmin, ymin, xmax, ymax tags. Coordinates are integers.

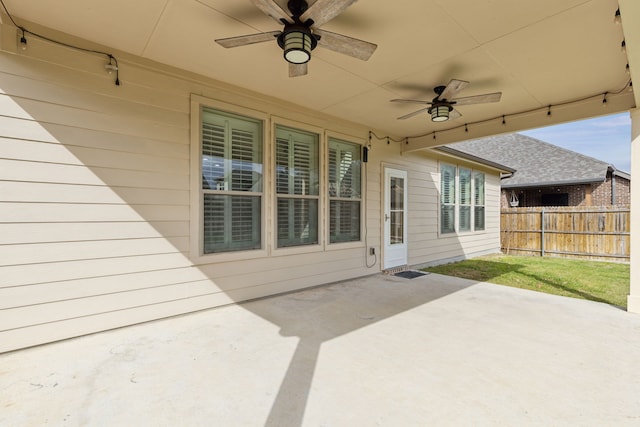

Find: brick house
<box><xmin>442</xmin><ymin>134</ymin><xmax>631</xmax><ymax>208</ymax></box>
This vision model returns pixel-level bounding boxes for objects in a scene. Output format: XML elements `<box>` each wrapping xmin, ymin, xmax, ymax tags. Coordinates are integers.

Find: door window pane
<box><xmin>390</xmin><ymin>176</ymin><xmax>404</xmax><ymax>244</ymax></box>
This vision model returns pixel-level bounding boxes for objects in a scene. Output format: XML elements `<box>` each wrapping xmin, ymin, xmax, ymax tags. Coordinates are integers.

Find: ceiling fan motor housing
<box><xmin>287</xmin><ymin>0</ymin><xmax>309</xmax><ymax>17</ymax></box>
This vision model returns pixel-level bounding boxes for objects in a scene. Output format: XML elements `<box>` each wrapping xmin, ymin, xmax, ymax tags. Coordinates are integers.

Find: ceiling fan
<box><xmin>215</xmin><ymin>0</ymin><xmax>377</xmax><ymax>77</ymax></box>
<box><xmin>390</xmin><ymin>79</ymin><xmax>502</xmax><ymax>122</ymax></box>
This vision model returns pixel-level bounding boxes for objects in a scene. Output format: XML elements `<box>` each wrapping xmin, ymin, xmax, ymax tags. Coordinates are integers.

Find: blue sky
<box><xmin>520</xmin><ymin>112</ymin><xmax>632</xmax><ymax>173</ymax></box>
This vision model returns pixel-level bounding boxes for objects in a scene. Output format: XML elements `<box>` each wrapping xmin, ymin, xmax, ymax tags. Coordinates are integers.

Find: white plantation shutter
<box><xmin>328</xmin><ymin>139</ymin><xmax>361</xmax><ymax>243</ymax></box>
<box><xmin>440</xmin><ymin>164</ymin><xmax>456</xmax><ymax>233</ymax></box>
<box><xmin>474</xmin><ymin>172</ymin><xmax>485</xmax><ymax>231</ymax></box>
<box><xmin>201</xmin><ymin>108</ymin><xmax>262</xmax><ymax>253</ymax></box>
<box><xmin>440</xmin><ymin>164</ymin><xmax>486</xmax><ymax>234</ymax></box>
<box><xmin>275</xmin><ymin>126</ymin><xmax>319</xmax><ymax>247</ymax></box>
<box><xmin>201</xmin><ymin>122</ymin><xmax>225</xmax><ymax>190</ymax></box>
<box><xmin>459</xmin><ymin>167</ymin><xmax>471</xmax><ymax>232</ymax></box>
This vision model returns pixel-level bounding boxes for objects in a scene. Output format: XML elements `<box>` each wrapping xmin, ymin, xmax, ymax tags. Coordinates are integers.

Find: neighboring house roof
<box><xmin>442</xmin><ymin>134</ymin><xmax>629</xmax><ymax>188</ymax></box>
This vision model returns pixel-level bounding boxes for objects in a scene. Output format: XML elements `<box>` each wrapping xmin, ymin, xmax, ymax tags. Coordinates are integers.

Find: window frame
<box><xmin>473</xmin><ymin>171</ymin><xmax>486</xmax><ymax>231</ymax></box>
<box><xmin>327</xmin><ymin>134</ymin><xmax>364</xmax><ymax>246</ymax></box>
<box><xmin>439</xmin><ymin>162</ymin><xmax>486</xmax><ymax>237</ymax></box>
<box><xmin>274</xmin><ymin>123</ymin><xmax>321</xmax><ymax>249</ymax></box>
<box><xmin>190</xmin><ymin>95</ymin><xmax>269</xmax><ymax>264</ymax></box>
<box><xmin>271</xmin><ymin>117</ymin><xmax>325</xmax><ymax>255</ymax></box>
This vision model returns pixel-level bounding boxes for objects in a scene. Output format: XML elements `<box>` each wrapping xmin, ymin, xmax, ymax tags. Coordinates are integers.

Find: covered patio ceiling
<box><xmin>4</xmin><ymin>0</ymin><xmax>638</xmax><ymax>148</ymax></box>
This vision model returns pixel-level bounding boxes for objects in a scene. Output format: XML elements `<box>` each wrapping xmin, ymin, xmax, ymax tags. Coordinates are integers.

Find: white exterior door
<box><xmin>383</xmin><ymin>167</ymin><xmax>408</xmax><ymax>269</ymax></box>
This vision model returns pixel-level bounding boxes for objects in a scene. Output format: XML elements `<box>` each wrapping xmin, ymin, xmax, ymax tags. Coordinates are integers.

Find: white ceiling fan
<box><xmin>391</xmin><ymin>79</ymin><xmax>502</xmax><ymax>122</ymax></box>
<box><xmin>215</xmin><ymin>0</ymin><xmax>377</xmax><ymax>77</ymax></box>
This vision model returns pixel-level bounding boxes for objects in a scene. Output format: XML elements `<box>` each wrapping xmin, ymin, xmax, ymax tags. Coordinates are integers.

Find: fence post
<box><xmin>541</xmin><ymin>208</ymin><xmax>545</xmax><ymax>257</ymax></box>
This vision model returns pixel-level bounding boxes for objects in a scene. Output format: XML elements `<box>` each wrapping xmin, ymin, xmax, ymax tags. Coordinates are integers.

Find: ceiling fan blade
<box><xmin>251</xmin><ymin>0</ymin><xmax>293</xmax><ymax>23</ymax></box>
<box><xmin>390</xmin><ymin>99</ymin><xmax>432</xmax><ymax>105</ymax></box>
<box><xmin>397</xmin><ymin>107</ymin><xmax>430</xmax><ymax>120</ymax></box>
<box><xmin>301</xmin><ymin>0</ymin><xmax>357</xmax><ymax>28</ymax></box>
<box><xmin>452</xmin><ymin>92</ymin><xmax>502</xmax><ymax>105</ymax></box>
<box><xmin>449</xmin><ymin>109</ymin><xmax>462</xmax><ymax>120</ymax></box>
<box><xmin>439</xmin><ymin>79</ymin><xmax>469</xmax><ymax>100</ymax></box>
<box><xmin>289</xmin><ymin>62</ymin><xmax>308</xmax><ymax>77</ymax></box>
<box><xmin>215</xmin><ymin>30</ymin><xmax>281</xmax><ymax>48</ymax></box>
<box><xmin>315</xmin><ymin>29</ymin><xmax>377</xmax><ymax>61</ymax></box>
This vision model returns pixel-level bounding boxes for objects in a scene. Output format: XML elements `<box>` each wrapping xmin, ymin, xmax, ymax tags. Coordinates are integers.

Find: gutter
<box><xmin>502</xmin><ymin>177</ymin><xmax>605</xmax><ymax>188</ymax></box>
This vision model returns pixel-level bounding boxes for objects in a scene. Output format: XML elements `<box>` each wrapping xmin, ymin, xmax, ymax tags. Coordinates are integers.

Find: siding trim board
<box><xmin>0</xmin><ymin>25</ymin><xmax>504</xmax><ymax>353</ymax></box>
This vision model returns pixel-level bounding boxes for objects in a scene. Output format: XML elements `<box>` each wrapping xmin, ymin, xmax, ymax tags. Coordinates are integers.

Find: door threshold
<box><xmin>383</xmin><ymin>265</ymin><xmax>408</xmax><ymax>274</ymax></box>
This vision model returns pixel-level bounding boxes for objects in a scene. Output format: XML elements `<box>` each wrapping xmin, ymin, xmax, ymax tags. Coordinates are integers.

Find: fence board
<box><xmin>501</xmin><ymin>206</ymin><xmax>630</xmax><ymax>262</ymax></box>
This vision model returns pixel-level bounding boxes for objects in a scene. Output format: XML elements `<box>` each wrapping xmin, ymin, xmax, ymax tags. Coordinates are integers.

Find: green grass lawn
<box><xmin>421</xmin><ymin>254</ymin><xmax>630</xmax><ymax>308</ymax></box>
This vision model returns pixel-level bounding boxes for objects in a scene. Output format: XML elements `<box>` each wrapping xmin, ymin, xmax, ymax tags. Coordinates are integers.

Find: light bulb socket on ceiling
<box><xmin>278</xmin><ymin>25</ymin><xmax>316</xmax><ymax>64</ymax></box>
<box><xmin>19</xmin><ymin>29</ymin><xmax>27</xmax><ymax>50</ymax></box>
<box><xmin>105</xmin><ymin>63</ymin><xmax>118</xmax><ymax>74</ymax></box>
<box><xmin>429</xmin><ymin>104</ymin><xmax>451</xmax><ymax>122</ymax></box>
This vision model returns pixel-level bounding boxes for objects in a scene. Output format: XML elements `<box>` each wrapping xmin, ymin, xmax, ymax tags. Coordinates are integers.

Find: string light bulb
<box><xmin>614</xmin><ymin>8</ymin><xmax>621</xmax><ymax>24</ymax></box>
<box><xmin>105</xmin><ymin>55</ymin><xmax>121</xmax><ymax>86</ymax></box>
<box><xmin>105</xmin><ymin>63</ymin><xmax>118</xmax><ymax>74</ymax></box>
<box><xmin>626</xmin><ymin>63</ymin><xmax>630</xmax><ymax>75</ymax></box>
<box><xmin>621</xmin><ymin>40</ymin><xmax>626</xmax><ymax>53</ymax></box>
<box><xmin>19</xmin><ymin>29</ymin><xmax>27</xmax><ymax>50</ymax></box>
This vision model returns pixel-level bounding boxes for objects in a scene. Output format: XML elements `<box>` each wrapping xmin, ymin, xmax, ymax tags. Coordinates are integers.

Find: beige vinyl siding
<box><xmin>404</xmin><ymin>154</ymin><xmax>501</xmax><ymax>267</ymax></box>
<box><xmin>0</xmin><ymin>26</ymin><xmax>380</xmax><ymax>352</ymax></box>
<box><xmin>0</xmin><ymin>25</ymin><xmax>501</xmax><ymax>353</ymax></box>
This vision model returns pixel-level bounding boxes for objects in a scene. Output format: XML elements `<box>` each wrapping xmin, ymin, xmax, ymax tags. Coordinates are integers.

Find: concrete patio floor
<box><xmin>2</xmin><ymin>272</ymin><xmax>640</xmax><ymax>426</ymax></box>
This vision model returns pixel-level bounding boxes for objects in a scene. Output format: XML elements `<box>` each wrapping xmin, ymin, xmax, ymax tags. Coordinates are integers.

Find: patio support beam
<box><xmin>628</xmin><ymin>108</ymin><xmax>640</xmax><ymax>314</ymax></box>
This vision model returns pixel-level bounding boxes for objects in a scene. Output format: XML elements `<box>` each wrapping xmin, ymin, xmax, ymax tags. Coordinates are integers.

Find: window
<box><xmin>459</xmin><ymin>167</ymin><xmax>472</xmax><ymax>232</ymax></box>
<box><xmin>276</xmin><ymin>125</ymin><xmax>319</xmax><ymax>247</ymax></box>
<box><xmin>328</xmin><ymin>138</ymin><xmax>362</xmax><ymax>243</ymax></box>
<box><xmin>541</xmin><ymin>193</ymin><xmax>569</xmax><ymax>206</ymax></box>
<box><xmin>201</xmin><ymin>108</ymin><xmax>263</xmax><ymax>253</ymax></box>
<box><xmin>440</xmin><ymin>164</ymin><xmax>456</xmax><ymax>234</ymax></box>
<box><xmin>440</xmin><ymin>163</ymin><xmax>485</xmax><ymax>234</ymax></box>
<box><xmin>474</xmin><ymin>172</ymin><xmax>485</xmax><ymax>230</ymax></box>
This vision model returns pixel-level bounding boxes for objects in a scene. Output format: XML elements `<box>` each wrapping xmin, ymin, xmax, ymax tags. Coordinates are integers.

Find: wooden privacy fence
<box><xmin>501</xmin><ymin>206</ymin><xmax>630</xmax><ymax>262</ymax></box>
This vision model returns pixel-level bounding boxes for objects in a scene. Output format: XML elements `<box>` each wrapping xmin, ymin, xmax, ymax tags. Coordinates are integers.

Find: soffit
<box><xmin>3</xmin><ymin>0</ymin><xmax>636</xmax><ymax>146</ymax></box>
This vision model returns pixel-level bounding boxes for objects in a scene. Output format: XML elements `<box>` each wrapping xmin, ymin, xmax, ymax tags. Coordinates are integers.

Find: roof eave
<box><xmin>432</xmin><ymin>146</ymin><xmax>516</xmax><ymax>173</ymax></box>
<box><xmin>502</xmin><ymin>177</ymin><xmax>606</xmax><ymax>188</ymax></box>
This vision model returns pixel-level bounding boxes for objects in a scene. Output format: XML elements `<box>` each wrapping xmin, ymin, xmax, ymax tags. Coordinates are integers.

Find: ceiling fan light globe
<box><xmin>283</xmin><ymin>31</ymin><xmax>312</xmax><ymax>64</ymax></box>
<box><xmin>430</xmin><ymin>105</ymin><xmax>450</xmax><ymax>122</ymax></box>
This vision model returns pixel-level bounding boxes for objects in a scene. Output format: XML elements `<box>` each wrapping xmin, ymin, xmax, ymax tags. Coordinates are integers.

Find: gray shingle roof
<box><xmin>443</xmin><ymin>134</ymin><xmax>617</xmax><ymax>188</ymax></box>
